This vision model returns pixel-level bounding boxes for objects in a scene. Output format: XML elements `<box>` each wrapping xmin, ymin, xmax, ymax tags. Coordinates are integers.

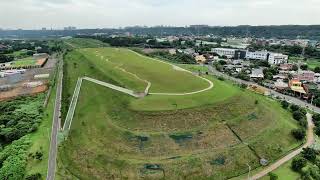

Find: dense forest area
<box><xmin>0</xmin><ymin>95</ymin><xmax>44</xmax><ymax>179</ymax></box>
<box><xmin>1</xmin><ymin>25</ymin><xmax>320</xmax><ymax>39</ymax></box>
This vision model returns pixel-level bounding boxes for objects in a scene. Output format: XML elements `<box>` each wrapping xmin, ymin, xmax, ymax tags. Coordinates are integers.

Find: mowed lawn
<box><xmin>64</xmin><ymin>38</ymin><xmax>109</xmax><ymax>49</ymax></box>
<box><xmin>58</xmin><ymin>45</ymin><xmax>302</xmax><ymax>179</ymax></box>
<box><xmin>11</xmin><ymin>57</ymin><xmax>36</xmax><ymax>67</ymax></box>
<box><xmin>78</xmin><ymin>48</ymin><xmax>210</xmax><ymax>93</ymax></box>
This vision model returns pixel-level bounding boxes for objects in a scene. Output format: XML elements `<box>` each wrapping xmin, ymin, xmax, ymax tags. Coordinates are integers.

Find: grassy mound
<box><xmin>58</xmin><ymin>47</ymin><xmax>301</xmax><ymax>179</ymax></box>
<box><xmin>64</xmin><ymin>38</ymin><xmax>109</xmax><ymax>49</ymax></box>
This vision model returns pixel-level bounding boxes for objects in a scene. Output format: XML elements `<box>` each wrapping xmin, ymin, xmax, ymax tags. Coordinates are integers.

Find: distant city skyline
<box><xmin>1</xmin><ymin>0</ymin><xmax>320</xmax><ymax>29</ymax></box>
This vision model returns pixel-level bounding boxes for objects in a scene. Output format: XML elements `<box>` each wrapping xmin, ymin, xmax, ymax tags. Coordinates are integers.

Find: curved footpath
<box><xmin>129</xmin><ymin>50</ymin><xmax>214</xmax><ymax>95</ymax></box>
<box><xmin>251</xmin><ymin>113</ymin><xmax>314</xmax><ymax>180</ymax></box>
<box><xmin>96</xmin><ymin>50</ymin><xmax>214</xmax><ymax>95</ymax></box>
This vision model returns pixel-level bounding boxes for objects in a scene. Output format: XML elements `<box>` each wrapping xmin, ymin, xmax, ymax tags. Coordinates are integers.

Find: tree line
<box><xmin>2</xmin><ymin>25</ymin><xmax>320</xmax><ymax>39</ymax></box>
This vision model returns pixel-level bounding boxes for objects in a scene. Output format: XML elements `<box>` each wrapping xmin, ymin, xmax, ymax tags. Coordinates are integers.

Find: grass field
<box><xmin>78</xmin><ymin>48</ymin><xmax>210</xmax><ymax>93</ymax></box>
<box><xmin>64</xmin><ymin>38</ymin><xmax>109</xmax><ymax>49</ymax></box>
<box><xmin>11</xmin><ymin>57</ymin><xmax>37</xmax><ymax>67</ymax></box>
<box><xmin>289</xmin><ymin>56</ymin><xmax>320</xmax><ymax>70</ymax></box>
<box><xmin>57</xmin><ymin>45</ymin><xmax>302</xmax><ymax>179</ymax></box>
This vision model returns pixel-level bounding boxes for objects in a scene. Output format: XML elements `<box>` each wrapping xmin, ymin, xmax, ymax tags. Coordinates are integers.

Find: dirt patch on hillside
<box><xmin>0</xmin><ymin>84</ymin><xmax>48</xmax><ymax>102</ymax></box>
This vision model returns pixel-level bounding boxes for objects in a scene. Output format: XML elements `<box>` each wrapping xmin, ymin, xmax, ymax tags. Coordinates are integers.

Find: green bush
<box><xmin>291</xmin><ymin>128</ymin><xmax>306</xmax><ymax>140</ymax></box>
<box><xmin>281</xmin><ymin>101</ymin><xmax>289</xmax><ymax>109</ymax></box>
<box><xmin>290</xmin><ymin>104</ymin><xmax>300</xmax><ymax>112</ymax></box>
<box><xmin>291</xmin><ymin>156</ymin><xmax>307</xmax><ymax>172</ymax></box>
<box><xmin>268</xmin><ymin>172</ymin><xmax>278</xmax><ymax>180</ymax></box>
<box><xmin>293</xmin><ymin>111</ymin><xmax>305</xmax><ymax>121</ymax></box>
<box><xmin>302</xmin><ymin>148</ymin><xmax>318</xmax><ymax>162</ymax></box>
<box><xmin>25</xmin><ymin>173</ymin><xmax>42</xmax><ymax>180</ymax></box>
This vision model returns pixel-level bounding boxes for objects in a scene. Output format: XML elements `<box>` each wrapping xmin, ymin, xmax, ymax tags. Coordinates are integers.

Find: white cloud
<box><xmin>0</xmin><ymin>0</ymin><xmax>319</xmax><ymax>29</ymax></box>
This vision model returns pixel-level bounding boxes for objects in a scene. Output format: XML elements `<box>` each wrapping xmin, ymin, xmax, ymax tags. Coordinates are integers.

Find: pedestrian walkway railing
<box><xmin>61</xmin><ymin>76</ymin><xmax>143</xmax><ymax>139</ymax></box>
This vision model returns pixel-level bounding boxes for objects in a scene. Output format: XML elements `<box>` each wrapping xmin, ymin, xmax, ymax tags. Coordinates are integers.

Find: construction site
<box><xmin>0</xmin><ymin>55</ymin><xmax>56</xmax><ymax>101</ymax></box>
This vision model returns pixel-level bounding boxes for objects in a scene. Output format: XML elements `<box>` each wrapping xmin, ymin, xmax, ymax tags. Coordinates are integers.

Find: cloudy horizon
<box><xmin>1</xmin><ymin>0</ymin><xmax>320</xmax><ymax>29</ymax></box>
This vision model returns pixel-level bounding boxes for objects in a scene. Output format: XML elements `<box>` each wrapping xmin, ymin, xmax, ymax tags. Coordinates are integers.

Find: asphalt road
<box><xmin>207</xmin><ymin>65</ymin><xmax>320</xmax><ymax>113</ymax></box>
<box><xmin>46</xmin><ymin>59</ymin><xmax>63</xmax><ymax>180</ymax></box>
<box><xmin>206</xmin><ymin>65</ymin><xmax>318</xmax><ymax>179</ymax></box>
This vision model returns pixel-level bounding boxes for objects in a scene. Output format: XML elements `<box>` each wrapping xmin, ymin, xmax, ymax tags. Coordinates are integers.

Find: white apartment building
<box><xmin>268</xmin><ymin>53</ymin><xmax>288</xmax><ymax>65</ymax></box>
<box><xmin>212</xmin><ymin>48</ymin><xmax>236</xmax><ymax>58</ymax></box>
<box><xmin>246</xmin><ymin>50</ymin><xmax>268</xmax><ymax>60</ymax></box>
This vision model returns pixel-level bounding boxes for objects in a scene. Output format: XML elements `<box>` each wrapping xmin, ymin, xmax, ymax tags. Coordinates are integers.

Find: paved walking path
<box><xmin>127</xmin><ymin>50</ymin><xmax>214</xmax><ymax>95</ymax></box>
<box><xmin>83</xmin><ymin>76</ymin><xmax>142</xmax><ymax>98</ymax></box>
<box><xmin>63</xmin><ymin>78</ymin><xmax>83</xmax><ymax>132</ymax></box>
<box><xmin>251</xmin><ymin>113</ymin><xmax>315</xmax><ymax>180</ymax></box>
<box><xmin>62</xmin><ymin>76</ymin><xmax>143</xmax><ymax>135</ymax></box>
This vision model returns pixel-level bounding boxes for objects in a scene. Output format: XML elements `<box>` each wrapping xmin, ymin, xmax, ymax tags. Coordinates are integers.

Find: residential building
<box><xmin>295</xmin><ymin>71</ymin><xmax>315</xmax><ymax>82</ymax></box>
<box><xmin>268</xmin><ymin>53</ymin><xmax>288</xmax><ymax>65</ymax></box>
<box><xmin>168</xmin><ymin>49</ymin><xmax>176</xmax><ymax>55</ymax></box>
<box><xmin>182</xmin><ymin>48</ymin><xmax>195</xmax><ymax>55</ymax></box>
<box><xmin>195</xmin><ymin>55</ymin><xmax>207</xmax><ymax>64</ymax></box>
<box><xmin>246</xmin><ymin>50</ymin><xmax>269</xmax><ymax>60</ymax></box>
<box><xmin>314</xmin><ymin>73</ymin><xmax>320</xmax><ymax>83</ymax></box>
<box><xmin>250</xmin><ymin>68</ymin><xmax>264</xmax><ymax>79</ymax></box>
<box><xmin>279</xmin><ymin>63</ymin><xmax>294</xmax><ymax>71</ymax></box>
<box><xmin>289</xmin><ymin>79</ymin><xmax>306</xmax><ymax>94</ymax></box>
<box><xmin>274</xmin><ymin>79</ymin><xmax>289</xmax><ymax>90</ymax></box>
<box><xmin>212</xmin><ymin>48</ymin><xmax>236</xmax><ymax>58</ymax></box>
<box><xmin>273</xmin><ymin>74</ymin><xmax>286</xmax><ymax>80</ymax></box>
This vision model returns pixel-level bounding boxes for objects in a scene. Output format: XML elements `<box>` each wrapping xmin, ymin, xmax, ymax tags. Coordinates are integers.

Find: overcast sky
<box><xmin>1</xmin><ymin>0</ymin><xmax>319</xmax><ymax>29</ymax></box>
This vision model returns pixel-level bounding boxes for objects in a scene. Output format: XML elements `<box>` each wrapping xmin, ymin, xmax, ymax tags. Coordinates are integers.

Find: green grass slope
<box><xmin>64</xmin><ymin>38</ymin><xmax>109</xmax><ymax>49</ymax></box>
<box><xmin>57</xmin><ymin>46</ymin><xmax>302</xmax><ymax>179</ymax></box>
<box><xmin>78</xmin><ymin>48</ymin><xmax>210</xmax><ymax>93</ymax></box>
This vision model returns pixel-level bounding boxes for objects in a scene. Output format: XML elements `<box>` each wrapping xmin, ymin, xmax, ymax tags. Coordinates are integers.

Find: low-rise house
<box><xmin>314</xmin><ymin>73</ymin><xmax>320</xmax><ymax>83</ymax></box>
<box><xmin>274</xmin><ymin>79</ymin><xmax>289</xmax><ymax>90</ymax></box>
<box><xmin>195</xmin><ymin>55</ymin><xmax>207</xmax><ymax>64</ymax></box>
<box><xmin>232</xmin><ymin>60</ymin><xmax>243</xmax><ymax>65</ymax></box>
<box><xmin>250</xmin><ymin>68</ymin><xmax>264</xmax><ymax>79</ymax></box>
<box><xmin>182</xmin><ymin>48</ymin><xmax>195</xmax><ymax>55</ymax></box>
<box><xmin>168</xmin><ymin>49</ymin><xmax>176</xmax><ymax>55</ymax></box>
<box><xmin>295</xmin><ymin>71</ymin><xmax>315</xmax><ymax>82</ymax></box>
<box><xmin>273</xmin><ymin>74</ymin><xmax>287</xmax><ymax>80</ymax></box>
<box><xmin>279</xmin><ymin>63</ymin><xmax>294</xmax><ymax>71</ymax></box>
<box><xmin>289</xmin><ymin>79</ymin><xmax>306</xmax><ymax>94</ymax></box>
